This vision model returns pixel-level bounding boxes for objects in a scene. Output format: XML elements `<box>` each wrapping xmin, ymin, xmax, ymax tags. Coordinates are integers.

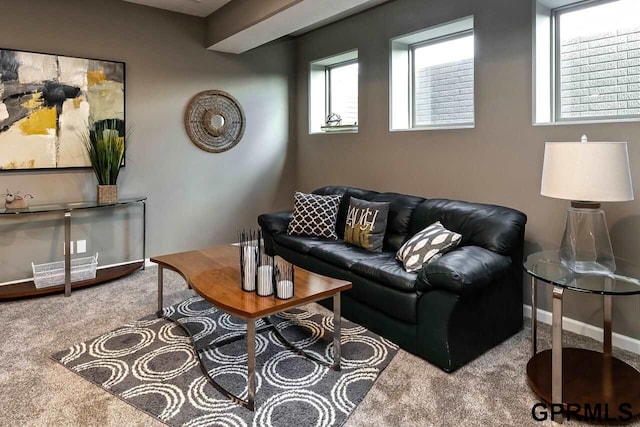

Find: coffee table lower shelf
<box><xmin>527</xmin><ymin>348</ymin><xmax>640</xmax><ymax>420</ymax></box>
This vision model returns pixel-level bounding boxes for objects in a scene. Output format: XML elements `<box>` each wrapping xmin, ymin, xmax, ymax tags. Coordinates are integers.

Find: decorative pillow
<box><xmin>344</xmin><ymin>197</ymin><xmax>390</xmax><ymax>252</ymax></box>
<box><xmin>287</xmin><ymin>192</ymin><xmax>341</xmax><ymax>239</ymax></box>
<box><xmin>396</xmin><ymin>221</ymin><xmax>462</xmax><ymax>273</ymax></box>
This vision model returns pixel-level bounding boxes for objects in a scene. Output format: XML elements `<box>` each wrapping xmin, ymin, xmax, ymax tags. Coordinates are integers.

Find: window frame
<box><xmin>389</xmin><ymin>15</ymin><xmax>475</xmax><ymax>132</ymax></box>
<box><xmin>534</xmin><ymin>0</ymin><xmax>640</xmax><ymax>125</ymax></box>
<box><xmin>409</xmin><ymin>29</ymin><xmax>475</xmax><ymax>129</ymax></box>
<box><xmin>309</xmin><ymin>49</ymin><xmax>359</xmax><ymax>134</ymax></box>
<box><xmin>325</xmin><ymin>58</ymin><xmax>359</xmax><ymax>122</ymax></box>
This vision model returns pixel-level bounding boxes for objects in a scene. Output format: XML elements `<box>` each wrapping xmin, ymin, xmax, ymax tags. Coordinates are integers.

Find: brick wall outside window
<box><xmin>414</xmin><ymin>58</ymin><xmax>474</xmax><ymax>126</ymax></box>
<box><xmin>560</xmin><ymin>27</ymin><xmax>640</xmax><ymax>119</ymax></box>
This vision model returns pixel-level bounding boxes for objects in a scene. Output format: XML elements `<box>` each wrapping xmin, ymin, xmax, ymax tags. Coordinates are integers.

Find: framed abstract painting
<box><xmin>0</xmin><ymin>48</ymin><xmax>125</xmax><ymax>171</ymax></box>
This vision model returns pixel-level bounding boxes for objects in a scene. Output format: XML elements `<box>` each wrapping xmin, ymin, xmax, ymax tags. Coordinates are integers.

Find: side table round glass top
<box><xmin>524</xmin><ymin>250</ymin><xmax>640</xmax><ymax>424</ymax></box>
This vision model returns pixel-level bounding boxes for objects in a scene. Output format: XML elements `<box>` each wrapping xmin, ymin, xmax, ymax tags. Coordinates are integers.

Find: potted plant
<box><xmin>80</xmin><ymin>119</ymin><xmax>128</xmax><ymax>204</ymax></box>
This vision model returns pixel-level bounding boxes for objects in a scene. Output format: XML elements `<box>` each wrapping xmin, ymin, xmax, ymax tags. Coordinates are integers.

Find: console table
<box><xmin>0</xmin><ymin>197</ymin><xmax>146</xmax><ymax>300</ymax></box>
<box><xmin>525</xmin><ymin>250</ymin><xmax>640</xmax><ymax>423</ymax></box>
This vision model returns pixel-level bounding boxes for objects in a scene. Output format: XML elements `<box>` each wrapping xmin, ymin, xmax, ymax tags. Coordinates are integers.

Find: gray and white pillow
<box><xmin>287</xmin><ymin>192</ymin><xmax>341</xmax><ymax>239</ymax></box>
<box><xmin>396</xmin><ymin>221</ymin><xmax>462</xmax><ymax>273</ymax></box>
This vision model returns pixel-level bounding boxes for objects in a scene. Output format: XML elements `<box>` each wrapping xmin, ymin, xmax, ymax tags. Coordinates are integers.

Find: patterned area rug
<box><xmin>52</xmin><ymin>296</ymin><xmax>398</xmax><ymax>427</ymax></box>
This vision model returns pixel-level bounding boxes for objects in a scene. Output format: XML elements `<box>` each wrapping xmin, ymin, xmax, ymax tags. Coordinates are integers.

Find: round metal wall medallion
<box><xmin>184</xmin><ymin>90</ymin><xmax>245</xmax><ymax>153</ymax></box>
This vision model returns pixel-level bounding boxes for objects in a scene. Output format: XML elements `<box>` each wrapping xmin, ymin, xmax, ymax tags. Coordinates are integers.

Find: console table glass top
<box><xmin>0</xmin><ymin>197</ymin><xmax>147</xmax><ymax>215</ymax></box>
<box><xmin>524</xmin><ymin>250</ymin><xmax>640</xmax><ymax>295</ymax></box>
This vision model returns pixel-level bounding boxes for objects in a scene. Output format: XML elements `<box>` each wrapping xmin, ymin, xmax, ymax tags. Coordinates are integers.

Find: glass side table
<box><xmin>525</xmin><ymin>251</ymin><xmax>640</xmax><ymax>423</ymax></box>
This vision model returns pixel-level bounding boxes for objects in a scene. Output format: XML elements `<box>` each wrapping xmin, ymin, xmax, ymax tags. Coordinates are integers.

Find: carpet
<box><xmin>52</xmin><ymin>296</ymin><xmax>398</xmax><ymax>427</ymax></box>
<box><xmin>3</xmin><ymin>267</ymin><xmax>640</xmax><ymax>426</ymax></box>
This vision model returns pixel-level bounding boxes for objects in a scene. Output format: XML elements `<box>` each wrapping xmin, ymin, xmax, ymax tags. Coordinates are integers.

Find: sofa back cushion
<box><xmin>312</xmin><ymin>186</ymin><xmax>379</xmax><ymax>238</ymax></box>
<box><xmin>309</xmin><ymin>187</ymin><xmax>527</xmax><ymax>256</ymax></box>
<box><xmin>410</xmin><ymin>199</ymin><xmax>527</xmax><ymax>256</ymax></box>
<box><xmin>370</xmin><ymin>193</ymin><xmax>425</xmax><ymax>251</ymax></box>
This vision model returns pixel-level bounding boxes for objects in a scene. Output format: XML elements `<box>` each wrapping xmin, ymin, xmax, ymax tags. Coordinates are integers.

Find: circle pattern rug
<box><xmin>52</xmin><ymin>296</ymin><xmax>398</xmax><ymax>427</ymax></box>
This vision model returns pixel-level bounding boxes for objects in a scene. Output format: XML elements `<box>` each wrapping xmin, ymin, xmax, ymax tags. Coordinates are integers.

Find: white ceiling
<box><xmin>123</xmin><ymin>0</ymin><xmax>233</xmax><ymax>17</ymax></box>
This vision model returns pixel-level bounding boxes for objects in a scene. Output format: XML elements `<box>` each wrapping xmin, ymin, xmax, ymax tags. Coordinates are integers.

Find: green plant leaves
<box><xmin>80</xmin><ymin>119</ymin><xmax>128</xmax><ymax>185</ymax></box>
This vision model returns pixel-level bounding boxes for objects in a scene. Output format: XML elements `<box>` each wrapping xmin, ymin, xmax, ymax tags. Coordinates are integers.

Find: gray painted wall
<box><xmin>295</xmin><ymin>0</ymin><xmax>640</xmax><ymax>339</ymax></box>
<box><xmin>0</xmin><ymin>0</ymin><xmax>296</xmax><ymax>283</ymax></box>
<box><xmin>2</xmin><ymin>0</ymin><xmax>639</xmax><ymax>342</ymax></box>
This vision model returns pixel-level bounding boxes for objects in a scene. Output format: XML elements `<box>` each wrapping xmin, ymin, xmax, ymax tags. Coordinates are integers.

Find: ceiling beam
<box><xmin>206</xmin><ymin>0</ymin><xmax>387</xmax><ymax>54</ymax></box>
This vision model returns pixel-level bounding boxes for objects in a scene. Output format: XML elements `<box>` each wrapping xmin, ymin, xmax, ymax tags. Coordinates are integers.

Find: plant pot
<box><xmin>97</xmin><ymin>185</ymin><xmax>118</xmax><ymax>204</ymax></box>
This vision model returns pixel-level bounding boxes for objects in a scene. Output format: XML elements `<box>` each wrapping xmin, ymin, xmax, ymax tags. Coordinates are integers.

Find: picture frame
<box><xmin>0</xmin><ymin>47</ymin><xmax>126</xmax><ymax>171</ymax></box>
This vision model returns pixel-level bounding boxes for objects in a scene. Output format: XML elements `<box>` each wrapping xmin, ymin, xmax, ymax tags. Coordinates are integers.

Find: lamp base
<box><xmin>559</xmin><ymin>207</ymin><xmax>616</xmax><ymax>274</ymax></box>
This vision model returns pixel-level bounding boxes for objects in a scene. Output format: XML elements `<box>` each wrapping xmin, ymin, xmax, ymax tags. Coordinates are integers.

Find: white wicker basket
<box><xmin>32</xmin><ymin>253</ymin><xmax>99</xmax><ymax>289</ymax></box>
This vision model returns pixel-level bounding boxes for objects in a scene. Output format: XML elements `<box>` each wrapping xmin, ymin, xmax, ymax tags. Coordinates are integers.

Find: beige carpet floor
<box><xmin>1</xmin><ymin>266</ymin><xmax>639</xmax><ymax>427</ymax></box>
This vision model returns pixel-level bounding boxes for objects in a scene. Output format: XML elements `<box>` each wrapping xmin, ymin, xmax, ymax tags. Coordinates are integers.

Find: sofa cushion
<box><xmin>274</xmin><ymin>242</ymin><xmax>421</xmax><ymax>324</ymax></box>
<box><xmin>287</xmin><ymin>192</ymin><xmax>341</xmax><ymax>239</ymax></box>
<box><xmin>371</xmin><ymin>193</ymin><xmax>425</xmax><ymax>251</ymax></box>
<box><xmin>274</xmin><ymin>234</ymin><xmax>343</xmax><ymax>255</ymax></box>
<box><xmin>308</xmin><ymin>242</ymin><xmax>388</xmax><ymax>270</ymax></box>
<box><xmin>344</xmin><ymin>197</ymin><xmax>390</xmax><ymax>252</ymax></box>
<box><xmin>351</xmin><ymin>253</ymin><xmax>419</xmax><ymax>292</ymax></box>
<box><xmin>348</xmin><ymin>274</ymin><xmax>421</xmax><ymax>324</ymax></box>
<box><xmin>410</xmin><ymin>199</ymin><xmax>527</xmax><ymax>256</ymax></box>
<box><xmin>313</xmin><ymin>186</ymin><xmax>379</xmax><ymax>238</ymax></box>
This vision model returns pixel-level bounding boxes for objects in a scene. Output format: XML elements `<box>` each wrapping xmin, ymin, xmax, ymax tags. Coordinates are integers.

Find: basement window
<box><xmin>390</xmin><ymin>16</ymin><xmax>475</xmax><ymax>131</ymax></box>
<box><xmin>309</xmin><ymin>50</ymin><xmax>359</xmax><ymax>134</ymax></box>
<box><xmin>534</xmin><ymin>0</ymin><xmax>640</xmax><ymax>124</ymax></box>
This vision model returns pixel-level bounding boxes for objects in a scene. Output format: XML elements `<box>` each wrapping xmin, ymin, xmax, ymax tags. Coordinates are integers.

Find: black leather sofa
<box><xmin>258</xmin><ymin>186</ymin><xmax>527</xmax><ymax>372</ymax></box>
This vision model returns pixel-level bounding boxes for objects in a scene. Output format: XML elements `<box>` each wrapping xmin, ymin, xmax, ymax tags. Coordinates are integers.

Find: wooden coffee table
<box><xmin>151</xmin><ymin>245</ymin><xmax>352</xmax><ymax>411</ymax></box>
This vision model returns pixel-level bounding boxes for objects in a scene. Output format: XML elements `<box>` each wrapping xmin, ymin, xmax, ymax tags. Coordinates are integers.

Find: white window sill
<box><xmin>310</xmin><ymin>130</ymin><xmax>359</xmax><ymax>135</ymax></box>
<box><xmin>534</xmin><ymin>118</ymin><xmax>640</xmax><ymax>127</ymax></box>
<box><xmin>311</xmin><ymin>125</ymin><xmax>359</xmax><ymax>135</ymax></box>
<box><xmin>390</xmin><ymin>124</ymin><xmax>475</xmax><ymax>132</ymax></box>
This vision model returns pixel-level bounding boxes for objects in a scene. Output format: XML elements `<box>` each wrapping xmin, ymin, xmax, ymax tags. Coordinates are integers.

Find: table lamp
<box><xmin>540</xmin><ymin>136</ymin><xmax>634</xmax><ymax>274</ymax></box>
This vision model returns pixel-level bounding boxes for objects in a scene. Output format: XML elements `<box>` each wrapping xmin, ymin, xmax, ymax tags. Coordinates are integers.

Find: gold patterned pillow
<box><xmin>344</xmin><ymin>197</ymin><xmax>390</xmax><ymax>252</ymax></box>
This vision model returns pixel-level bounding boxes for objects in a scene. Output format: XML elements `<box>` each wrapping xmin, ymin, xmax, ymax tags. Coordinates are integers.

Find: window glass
<box><xmin>329</xmin><ymin>62</ymin><xmax>359</xmax><ymax>125</ymax></box>
<box><xmin>413</xmin><ymin>34</ymin><xmax>474</xmax><ymax>127</ymax></box>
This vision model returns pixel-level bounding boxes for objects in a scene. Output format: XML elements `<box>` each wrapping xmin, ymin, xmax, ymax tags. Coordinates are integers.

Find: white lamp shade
<box><xmin>541</xmin><ymin>141</ymin><xmax>634</xmax><ymax>202</ymax></box>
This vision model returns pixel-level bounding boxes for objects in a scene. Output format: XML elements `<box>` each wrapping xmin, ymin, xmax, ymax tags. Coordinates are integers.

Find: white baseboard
<box><xmin>0</xmin><ymin>277</ymin><xmax>36</xmax><ymax>286</ymax></box>
<box><xmin>96</xmin><ymin>258</ymin><xmax>149</xmax><ymax>270</ymax></box>
<box><xmin>523</xmin><ymin>304</ymin><xmax>640</xmax><ymax>355</ymax></box>
<box><xmin>102</xmin><ymin>258</ymin><xmax>156</xmax><ymax>269</ymax></box>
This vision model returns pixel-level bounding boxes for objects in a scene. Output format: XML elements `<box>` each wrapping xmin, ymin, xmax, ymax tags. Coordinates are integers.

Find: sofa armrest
<box><xmin>416</xmin><ymin>246</ymin><xmax>511</xmax><ymax>296</ymax></box>
<box><xmin>258</xmin><ymin>211</ymin><xmax>292</xmax><ymax>236</ymax></box>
